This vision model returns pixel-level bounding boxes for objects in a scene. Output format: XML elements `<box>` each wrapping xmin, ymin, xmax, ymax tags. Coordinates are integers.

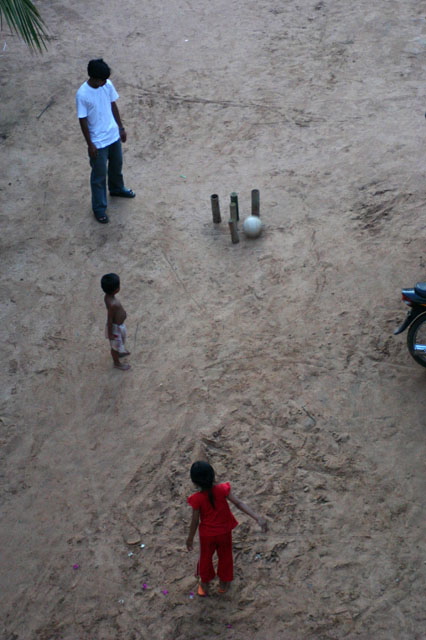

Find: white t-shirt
<box><xmin>76</xmin><ymin>79</ymin><xmax>120</xmax><ymax>148</ymax></box>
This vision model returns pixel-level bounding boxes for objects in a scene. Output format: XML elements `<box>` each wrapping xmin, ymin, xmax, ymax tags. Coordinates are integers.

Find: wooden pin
<box><xmin>230</xmin><ymin>192</ymin><xmax>239</xmax><ymax>221</ymax></box>
<box><xmin>251</xmin><ymin>189</ymin><xmax>260</xmax><ymax>217</ymax></box>
<box><xmin>228</xmin><ymin>220</ymin><xmax>240</xmax><ymax>244</ymax></box>
<box><xmin>210</xmin><ymin>194</ymin><xmax>221</xmax><ymax>224</ymax></box>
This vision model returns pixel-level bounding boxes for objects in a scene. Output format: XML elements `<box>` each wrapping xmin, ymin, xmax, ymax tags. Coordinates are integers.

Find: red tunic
<box><xmin>187</xmin><ymin>482</ymin><xmax>238</xmax><ymax>536</ymax></box>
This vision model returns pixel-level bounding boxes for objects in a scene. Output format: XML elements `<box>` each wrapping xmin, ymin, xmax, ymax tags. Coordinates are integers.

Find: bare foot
<box><xmin>114</xmin><ymin>363</ymin><xmax>131</xmax><ymax>371</ymax></box>
<box><xmin>198</xmin><ymin>584</ymin><xmax>209</xmax><ymax>597</ymax></box>
<box><xmin>118</xmin><ymin>351</ymin><xmax>131</xmax><ymax>357</ymax></box>
<box><xmin>218</xmin><ymin>581</ymin><xmax>229</xmax><ymax>593</ymax></box>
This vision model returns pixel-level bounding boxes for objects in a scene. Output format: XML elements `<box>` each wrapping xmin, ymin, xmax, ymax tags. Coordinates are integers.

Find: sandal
<box><xmin>110</xmin><ymin>189</ymin><xmax>135</xmax><ymax>198</ymax></box>
<box><xmin>197</xmin><ymin>585</ymin><xmax>208</xmax><ymax>597</ymax></box>
<box><xmin>94</xmin><ymin>212</ymin><xmax>109</xmax><ymax>224</ymax></box>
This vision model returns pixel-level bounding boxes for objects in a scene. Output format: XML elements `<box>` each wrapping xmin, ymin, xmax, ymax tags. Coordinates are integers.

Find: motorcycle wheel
<box><xmin>407</xmin><ymin>312</ymin><xmax>426</xmax><ymax>367</ymax></box>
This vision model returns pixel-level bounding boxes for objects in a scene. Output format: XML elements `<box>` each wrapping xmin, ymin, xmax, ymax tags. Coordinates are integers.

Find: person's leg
<box><xmin>111</xmin><ymin>349</ymin><xmax>130</xmax><ymax>370</ymax></box>
<box><xmin>117</xmin><ymin>324</ymin><xmax>130</xmax><ymax>357</ymax></box>
<box><xmin>107</xmin><ymin>139</ymin><xmax>125</xmax><ymax>195</ymax></box>
<box><xmin>216</xmin><ymin>532</ymin><xmax>234</xmax><ymax>591</ymax></box>
<box><xmin>90</xmin><ymin>147</ymin><xmax>108</xmax><ymax>221</ymax></box>
<box><xmin>109</xmin><ymin>327</ymin><xmax>131</xmax><ymax>370</ymax></box>
<box><xmin>198</xmin><ymin>535</ymin><xmax>217</xmax><ymax>594</ymax></box>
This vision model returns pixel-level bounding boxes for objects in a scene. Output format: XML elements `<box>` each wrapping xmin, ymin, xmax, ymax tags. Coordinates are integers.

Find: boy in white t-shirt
<box><xmin>76</xmin><ymin>59</ymin><xmax>135</xmax><ymax>224</ymax></box>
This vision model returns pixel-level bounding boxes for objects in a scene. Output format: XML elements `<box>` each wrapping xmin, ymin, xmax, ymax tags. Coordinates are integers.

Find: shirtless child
<box><xmin>100</xmin><ymin>273</ymin><xmax>131</xmax><ymax>371</ymax></box>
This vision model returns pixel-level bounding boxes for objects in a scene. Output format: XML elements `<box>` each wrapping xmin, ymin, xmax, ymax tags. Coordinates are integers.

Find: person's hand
<box><xmin>186</xmin><ymin>538</ymin><xmax>194</xmax><ymax>551</ymax></box>
<box><xmin>88</xmin><ymin>142</ymin><xmax>97</xmax><ymax>158</ymax></box>
<box><xmin>257</xmin><ymin>517</ymin><xmax>267</xmax><ymax>533</ymax></box>
<box><xmin>120</xmin><ymin>128</ymin><xmax>127</xmax><ymax>143</ymax></box>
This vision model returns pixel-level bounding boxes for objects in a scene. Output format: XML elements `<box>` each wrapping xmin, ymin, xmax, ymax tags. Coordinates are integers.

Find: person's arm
<box><xmin>186</xmin><ymin>509</ymin><xmax>200</xmax><ymax>550</ymax></box>
<box><xmin>79</xmin><ymin>117</ymin><xmax>97</xmax><ymax>158</ymax></box>
<box><xmin>111</xmin><ymin>102</ymin><xmax>127</xmax><ymax>143</ymax></box>
<box><xmin>227</xmin><ymin>491</ymin><xmax>268</xmax><ymax>532</ymax></box>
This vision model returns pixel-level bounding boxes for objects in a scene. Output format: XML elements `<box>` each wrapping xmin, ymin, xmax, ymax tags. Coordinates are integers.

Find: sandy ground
<box><xmin>1</xmin><ymin>0</ymin><xmax>426</xmax><ymax>638</ymax></box>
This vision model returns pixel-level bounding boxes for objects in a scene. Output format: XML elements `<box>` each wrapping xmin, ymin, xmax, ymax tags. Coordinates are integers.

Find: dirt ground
<box><xmin>1</xmin><ymin>0</ymin><xmax>426</xmax><ymax>638</ymax></box>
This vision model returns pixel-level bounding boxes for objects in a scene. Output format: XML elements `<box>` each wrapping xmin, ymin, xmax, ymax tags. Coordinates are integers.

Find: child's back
<box><xmin>188</xmin><ymin>483</ymin><xmax>238</xmax><ymax>535</ymax></box>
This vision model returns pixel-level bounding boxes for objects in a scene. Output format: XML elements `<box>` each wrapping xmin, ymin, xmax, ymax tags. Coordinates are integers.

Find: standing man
<box><xmin>76</xmin><ymin>59</ymin><xmax>135</xmax><ymax>224</ymax></box>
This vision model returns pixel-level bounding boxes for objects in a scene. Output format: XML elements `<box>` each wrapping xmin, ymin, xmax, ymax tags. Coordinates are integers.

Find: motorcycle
<box><xmin>395</xmin><ymin>282</ymin><xmax>426</xmax><ymax>367</ymax></box>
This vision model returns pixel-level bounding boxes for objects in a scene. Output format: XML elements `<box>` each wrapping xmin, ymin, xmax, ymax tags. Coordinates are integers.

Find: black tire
<box><xmin>407</xmin><ymin>313</ymin><xmax>426</xmax><ymax>367</ymax></box>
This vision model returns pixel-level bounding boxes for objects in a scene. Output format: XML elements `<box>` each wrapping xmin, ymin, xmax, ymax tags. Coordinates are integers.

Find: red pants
<box><xmin>197</xmin><ymin>531</ymin><xmax>234</xmax><ymax>583</ymax></box>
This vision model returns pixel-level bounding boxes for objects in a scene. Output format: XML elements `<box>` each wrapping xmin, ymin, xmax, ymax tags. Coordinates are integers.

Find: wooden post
<box><xmin>210</xmin><ymin>194</ymin><xmax>221</xmax><ymax>223</ymax></box>
<box><xmin>251</xmin><ymin>189</ymin><xmax>260</xmax><ymax>217</ymax></box>
<box><xmin>230</xmin><ymin>201</ymin><xmax>238</xmax><ymax>223</ymax></box>
<box><xmin>228</xmin><ymin>219</ymin><xmax>240</xmax><ymax>244</ymax></box>
<box><xmin>230</xmin><ymin>192</ymin><xmax>239</xmax><ymax>221</ymax></box>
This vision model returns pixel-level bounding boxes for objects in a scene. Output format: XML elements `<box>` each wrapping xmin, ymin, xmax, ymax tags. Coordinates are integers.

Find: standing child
<box><xmin>186</xmin><ymin>460</ymin><xmax>267</xmax><ymax>596</ymax></box>
<box><xmin>100</xmin><ymin>273</ymin><xmax>131</xmax><ymax>371</ymax></box>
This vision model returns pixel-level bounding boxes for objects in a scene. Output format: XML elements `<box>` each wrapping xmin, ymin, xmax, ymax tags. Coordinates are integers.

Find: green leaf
<box><xmin>0</xmin><ymin>0</ymin><xmax>48</xmax><ymax>53</ymax></box>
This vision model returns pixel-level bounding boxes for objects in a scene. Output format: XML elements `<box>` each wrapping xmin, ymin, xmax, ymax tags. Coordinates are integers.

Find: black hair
<box><xmin>190</xmin><ymin>461</ymin><xmax>215</xmax><ymax>508</ymax></box>
<box><xmin>87</xmin><ymin>58</ymin><xmax>111</xmax><ymax>80</ymax></box>
<box><xmin>101</xmin><ymin>273</ymin><xmax>120</xmax><ymax>294</ymax></box>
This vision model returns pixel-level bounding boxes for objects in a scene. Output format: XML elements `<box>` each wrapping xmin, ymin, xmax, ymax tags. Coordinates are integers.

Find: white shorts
<box><xmin>105</xmin><ymin>323</ymin><xmax>127</xmax><ymax>353</ymax></box>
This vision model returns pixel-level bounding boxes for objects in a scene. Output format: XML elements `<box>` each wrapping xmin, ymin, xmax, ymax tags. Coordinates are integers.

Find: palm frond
<box><xmin>0</xmin><ymin>0</ymin><xmax>48</xmax><ymax>52</ymax></box>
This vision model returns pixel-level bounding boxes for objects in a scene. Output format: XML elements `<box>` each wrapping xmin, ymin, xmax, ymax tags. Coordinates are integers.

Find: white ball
<box><xmin>242</xmin><ymin>215</ymin><xmax>262</xmax><ymax>238</ymax></box>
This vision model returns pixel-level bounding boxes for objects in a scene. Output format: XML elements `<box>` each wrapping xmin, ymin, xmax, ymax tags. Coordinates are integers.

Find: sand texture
<box><xmin>1</xmin><ymin>0</ymin><xmax>426</xmax><ymax>638</ymax></box>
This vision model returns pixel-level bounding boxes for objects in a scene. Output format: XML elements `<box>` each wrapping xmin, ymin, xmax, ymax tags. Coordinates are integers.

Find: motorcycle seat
<box><xmin>414</xmin><ymin>282</ymin><xmax>426</xmax><ymax>298</ymax></box>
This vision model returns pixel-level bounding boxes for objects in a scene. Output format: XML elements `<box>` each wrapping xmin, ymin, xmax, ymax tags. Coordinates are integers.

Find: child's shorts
<box><xmin>105</xmin><ymin>323</ymin><xmax>127</xmax><ymax>353</ymax></box>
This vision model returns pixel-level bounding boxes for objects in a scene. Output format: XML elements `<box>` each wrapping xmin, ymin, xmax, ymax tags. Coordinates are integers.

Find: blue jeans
<box><xmin>89</xmin><ymin>139</ymin><xmax>125</xmax><ymax>216</ymax></box>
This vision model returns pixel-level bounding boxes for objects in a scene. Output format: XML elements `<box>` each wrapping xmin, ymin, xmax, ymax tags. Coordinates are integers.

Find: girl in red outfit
<box><xmin>186</xmin><ymin>461</ymin><xmax>267</xmax><ymax>596</ymax></box>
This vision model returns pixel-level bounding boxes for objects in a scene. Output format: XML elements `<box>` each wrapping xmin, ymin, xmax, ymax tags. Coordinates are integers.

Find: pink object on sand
<box><xmin>161</xmin><ymin>589</ymin><xmax>169</xmax><ymax>595</ymax></box>
<box><xmin>72</xmin><ymin>564</ymin><xmax>80</xmax><ymax>570</ymax></box>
